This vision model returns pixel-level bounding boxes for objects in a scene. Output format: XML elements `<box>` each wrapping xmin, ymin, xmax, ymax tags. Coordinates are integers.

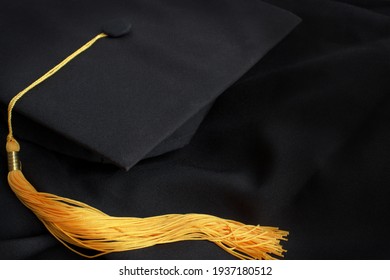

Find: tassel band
<box><xmin>8</xmin><ymin>151</ymin><xmax>21</xmax><ymax>171</ymax></box>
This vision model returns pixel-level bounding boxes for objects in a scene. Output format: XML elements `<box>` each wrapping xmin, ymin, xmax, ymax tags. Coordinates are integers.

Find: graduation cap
<box><xmin>2</xmin><ymin>0</ymin><xmax>300</xmax><ymax>259</ymax></box>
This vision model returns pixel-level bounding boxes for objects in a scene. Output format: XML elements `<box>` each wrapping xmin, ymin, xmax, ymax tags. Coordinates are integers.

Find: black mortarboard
<box><xmin>0</xmin><ymin>0</ymin><xmax>300</xmax><ymax>170</ymax></box>
<box><xmin>1</xmin><ymin>0</ymin><xmax>301</xmax><ymax>260</ymax></box>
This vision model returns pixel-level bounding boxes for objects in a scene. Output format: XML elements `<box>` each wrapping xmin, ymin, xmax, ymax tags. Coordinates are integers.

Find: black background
<box><xmin>0</xmin><ymin>0</ymin><xmax>389</xmax><ymax>259</ymax></box>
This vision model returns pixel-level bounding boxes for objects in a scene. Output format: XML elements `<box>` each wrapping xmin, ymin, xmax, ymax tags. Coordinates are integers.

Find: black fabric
<box><xmin>1</xmin><ymin>0</ymin><xmax>390</xmax><ymax>260</ymax></box>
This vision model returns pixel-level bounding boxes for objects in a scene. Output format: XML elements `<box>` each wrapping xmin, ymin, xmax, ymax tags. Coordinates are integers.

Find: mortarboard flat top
<box><xmin>0</xmin><ymin>0</ymin><xmax>300</xmax><ymax>170</ymax></box>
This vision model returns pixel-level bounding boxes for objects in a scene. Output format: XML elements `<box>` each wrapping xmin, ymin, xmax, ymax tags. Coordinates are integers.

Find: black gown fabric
<box><xmin>0</xmin><ymin>0</ymin><xmax>390</xmax><ymax>259</ymax></box>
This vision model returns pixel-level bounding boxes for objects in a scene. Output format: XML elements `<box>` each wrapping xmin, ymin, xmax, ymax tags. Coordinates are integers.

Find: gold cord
<box><xmin>7</xmin><ymin>33</ymin><xmax>107</xmax><ymax>140</ymax></box>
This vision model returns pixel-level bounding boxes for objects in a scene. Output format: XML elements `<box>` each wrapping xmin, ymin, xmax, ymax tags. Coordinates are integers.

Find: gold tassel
<box><xmin>5</xmin><ymin>33</ymin><xmax>288</xmax><ymax>259</ymax></box>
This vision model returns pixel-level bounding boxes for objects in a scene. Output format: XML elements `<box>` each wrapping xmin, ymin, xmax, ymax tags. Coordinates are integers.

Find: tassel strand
<box><xmin>7</xmin><ymin>163</ymin><xmax>288</xmax><ymax>259</ymax></box>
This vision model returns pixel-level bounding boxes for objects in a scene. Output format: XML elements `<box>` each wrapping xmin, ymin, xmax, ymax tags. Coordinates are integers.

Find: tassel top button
<box><xmin>102</xmin><ymin>18</ymin><xmax>132</xmax><ymax>38</ymax></box>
